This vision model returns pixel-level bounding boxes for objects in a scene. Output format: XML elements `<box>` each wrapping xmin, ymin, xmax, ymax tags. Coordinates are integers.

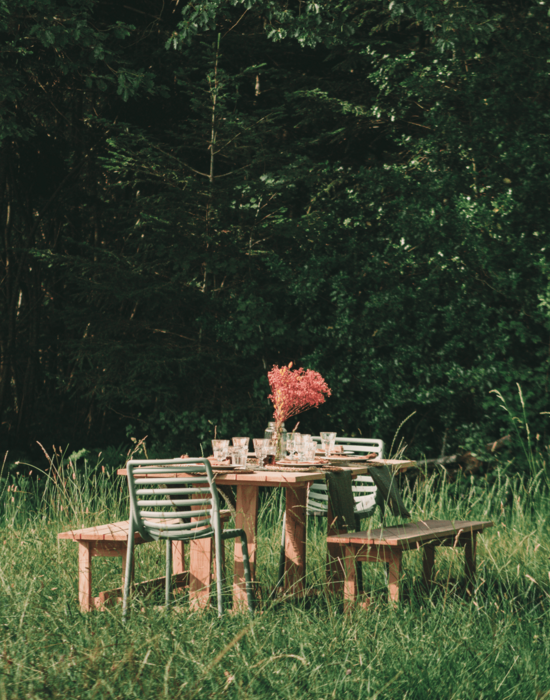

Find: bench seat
<box><xmin>59</xmin><ymin>511</ymin><xmax>231</xmax><ymax>611</ymax></box>
<box><xmin>327</xmin><ymin>519</ymin><xmax>493</xmax><ymax>608</ymax></box>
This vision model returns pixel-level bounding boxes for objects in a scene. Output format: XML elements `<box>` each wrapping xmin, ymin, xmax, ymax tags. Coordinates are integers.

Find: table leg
<box><xmin>284</xmin><ymin>485</ymin><xmax>307</xmax><ymax>597</ymax></box>
<box><xmin>233</xmin><ymin>484</ymin><xmax>259</xmax><ymax>607</ymax></box>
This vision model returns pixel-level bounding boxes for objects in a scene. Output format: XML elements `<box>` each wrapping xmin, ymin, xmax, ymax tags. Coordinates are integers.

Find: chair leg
<box><xmin>215</xmin><ymin>530</ymin><xmax>224</xmax><ymax>617</ymax></box>
<box><xmin>122</xmin><ymin>520</ymin><xmax>135</xmax><ymax>622</ymax></box>
<box><xmin>276</xmin><ymin>510</ymin><xmax>286</xmax><ymax>589</ymax></box>
<box><xmin>165</xmin><ymin>538</ymin><xmax>172</xmax><ymax>609</ymax></box>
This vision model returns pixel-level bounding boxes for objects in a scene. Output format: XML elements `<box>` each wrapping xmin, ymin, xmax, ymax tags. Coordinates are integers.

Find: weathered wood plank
<box><xmin>327</xmin><ymin>520</ymin><xmax>493</xmax><ymax>547</ymax></box>
<box><xmin>78</xmin><ymin>543</ymin><xmax>92</xmax><ymax>612</ymax></box>
<box><xmin>233</xmin><ymin>484</ymin><xmax>259</xmax><ymax>607</ymax></box>
<box><xmin>284</xmin><ymin>485</ymin><xmax>308</xmax><ymax>597</ymax></box>
<box><xmin>96</xmin><ymin>572</ymin><xmax>190</xmax><ymax>609</ymax></box>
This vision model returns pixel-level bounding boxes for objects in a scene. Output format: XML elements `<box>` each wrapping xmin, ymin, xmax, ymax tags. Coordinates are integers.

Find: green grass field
<box><xmin>1</xmin><ymin>454</ymin><xmax>549</xmax><ymax>700</ymax></box>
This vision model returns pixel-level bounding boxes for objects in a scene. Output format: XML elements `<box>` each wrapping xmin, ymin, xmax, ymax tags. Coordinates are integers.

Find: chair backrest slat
<box><xmin>137</xmin><ymin>498</ymin><xmax>211</xmax><ymax>508</ymax></box>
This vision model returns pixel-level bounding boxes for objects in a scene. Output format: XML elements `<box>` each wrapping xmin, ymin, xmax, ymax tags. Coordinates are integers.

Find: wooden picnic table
<box><xmin>117</xmin><ymin>458</ymin><xmax>415</xmax><ymax>608</ymax></box>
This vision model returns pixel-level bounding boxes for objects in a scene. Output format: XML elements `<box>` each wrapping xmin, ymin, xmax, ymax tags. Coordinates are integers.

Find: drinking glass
<box><xmin>265</xmin><ymin>438</ymin><xmax>277</xmax><ymax>464</ymax></box>
<box><xmin>229</xmin><ymin>446</ymin><xmax>248</xmax><ymax>468</ymax></box>
<box><xmin>320</xmin><ymin>431</ymin><xmax>337</xmax><ymax>457</ymax></box>
<box><xmin>232</xmin><ymin>437</ymin><xmax>250</xmax><ymax>450</ymax></box>
<box><xmin>293</xmin><ymin>434</ymin><xmax>305</xmax><ymax>461</ymax></box>
<box><xmin>212</xmin><ymin>439</ymin><xmax>230</xmax><ymax>461</ymax></box>
<box><xmin>253</xmin><ymin>438</ymin><xmax>267</xmax><ymax>466</ymax></box>
<box><xmin>298</xmin><ymin>434</ymin><xmax>312</xmax><ymax>462</ymax></box>
<box><xmin>299</xmin><ymin>435</ymin><xmax>314</xmax><ymax>462</ymax></box>
<box><xmin>304</xmin><ymin>439</ymin><xmax>317</xmax><ymax>462</ymax></box>
<box><xmin>288</xmin><ymin>433</ymin><xmax>301</xmax><ymax>460</ymax></box>
<box><xmin>285</xmin><ymin>435</ymin><xmax>294</xmax><ymax>460</ymax></box>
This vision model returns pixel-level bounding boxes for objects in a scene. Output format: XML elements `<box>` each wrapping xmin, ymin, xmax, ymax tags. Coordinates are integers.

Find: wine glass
<box><xmin>253</xmin><ymin>438</ymin><xmax>266</xmax><ymax>466</ymax></box>
<box><xmin>320</xmin><ymin>432</ymin><xmax>337</xmax><ymax>457</ymax></box>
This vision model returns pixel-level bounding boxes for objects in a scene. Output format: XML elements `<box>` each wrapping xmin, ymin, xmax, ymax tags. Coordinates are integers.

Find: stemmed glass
<box><xmin>265</xmin><ymin>438</ymin><xmax>277</xmax><ymax>465</ymax></box>
<box><xmin>320</xmin><ymin>432</ymin><xmax>337</xmax><ymax>458</ymax></box>
<box><xmin>253</xmin><ymin>438</ymin><xmax>267</xmax><ymax>467</ymax></box>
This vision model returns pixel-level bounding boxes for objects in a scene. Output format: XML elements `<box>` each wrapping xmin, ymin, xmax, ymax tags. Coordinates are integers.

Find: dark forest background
<box><xmin>1</xmin><ymin>0</ymin><xmax>550</xmax><ymax>460</ymax></box>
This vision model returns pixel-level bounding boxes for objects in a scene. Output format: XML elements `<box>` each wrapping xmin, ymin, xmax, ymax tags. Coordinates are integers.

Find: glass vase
<box><xmin>265</xmin><ymin>421</ymin><xmax>287</xmax><ymax>460</ymax></box>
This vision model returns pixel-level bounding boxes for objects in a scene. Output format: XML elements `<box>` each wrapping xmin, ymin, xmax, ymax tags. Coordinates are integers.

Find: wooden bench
<box><xmin>327</xmin><ymin>519</ymin><xmax>493</xmax><ymax>609</ymax></box>
<box><xmin>58</xmin><ymin>511</ymin><xmax>231</xmax><ymax>611</ymax></box>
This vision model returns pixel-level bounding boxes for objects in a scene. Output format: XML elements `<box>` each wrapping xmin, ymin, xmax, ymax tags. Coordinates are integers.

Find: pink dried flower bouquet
<box><xmin>267</xmin><ymin>363</ymin><xmax>331</xmax><ymax>431</ymax></box>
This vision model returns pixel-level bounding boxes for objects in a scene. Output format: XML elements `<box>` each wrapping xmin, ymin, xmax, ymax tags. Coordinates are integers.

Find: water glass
<box><xmin>232</xmin><ymin>437</ymin><xmax>250</xmax><ymax>450</ymax></box>
<box><xmin>298</xmin><ymin>435</ymin><xmax>313</xmax><ymax>462</ymax></box>
<box><xmin>286</xmin><ymin>434</ymin><xmax>298</xmax><ymax>460</ymax></box>
<box><xmin>320</xmin><ymin>431</ymin><xmax>337</xmax><ymax>457</ymax></box>
<box><xmin>293</xmin><ymin>434</ymin><xmax>306</xmax><ymax>461</ymax></box>
<box><xmin>229</xmin><ymin>446</ymin><xmax>248</xmax><ymax>468</ymax></box>
<box><xmin>304</xmin><ymin>440</ymin><xmax>317</xmax><ymax>462</ymax></box>
<box><xmin>298</xmin><ymin>434</ymin><xmax>311</xmax><ymax>462</ymax></box>
<box><xmin>212</xmin><ymin>439</ymin><xmax>229</xmax><ymax>461</ymax></box>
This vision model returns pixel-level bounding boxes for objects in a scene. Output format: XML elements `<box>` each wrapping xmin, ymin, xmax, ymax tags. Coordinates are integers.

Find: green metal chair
<box><xmin>307</xmin><ymin>437</ymin><xmax>385</xmax><ymax>520</ymax></box>
<box><xmin>123</xmin><ymin>457</ymin><xmax>254</xmax><ymax>619</ymax></box>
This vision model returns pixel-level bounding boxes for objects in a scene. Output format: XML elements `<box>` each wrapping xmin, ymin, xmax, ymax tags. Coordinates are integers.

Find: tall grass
<box><xmin>1</xmin><ymin>404</ymin><xmax>549</xmax><ymax>699</ymax></box>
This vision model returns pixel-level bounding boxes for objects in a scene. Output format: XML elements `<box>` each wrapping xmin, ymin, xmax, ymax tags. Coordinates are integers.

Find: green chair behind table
<box><xmin>123</xmin><ymin>457</ymin><xmax>255</xmax><ymax>619</ymax></box>
<box><xmin>307</xmin><ymin>437</ymin><xmax>385</xmax><ymax>520</ymax></box>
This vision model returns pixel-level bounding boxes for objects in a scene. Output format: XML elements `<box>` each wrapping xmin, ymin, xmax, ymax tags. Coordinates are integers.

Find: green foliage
<box><xmin>0</xmin><ymin>459</ymin><xmax>549</xmax><ymax>698</ymax></box>
<box><xmin>1</xmin><ymin>0</ymin><xmax>550</xmax><ymax>459</ymax></box>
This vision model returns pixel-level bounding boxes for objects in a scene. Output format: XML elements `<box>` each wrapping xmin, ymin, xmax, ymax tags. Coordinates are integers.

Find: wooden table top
<box><xmin>116</xmin><ymin>459</ymin><xmax>416</xmax><ymax>485</ymax></box>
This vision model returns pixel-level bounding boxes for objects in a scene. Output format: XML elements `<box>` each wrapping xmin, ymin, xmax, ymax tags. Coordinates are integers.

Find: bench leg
<box><xmin>343</xmin><ymin>545</ymin><xmax>358</xmax><ymax>612</ymax></box>
<box><xmin>172</xmin><ymin>541</ymin><xmax>185</xmax><ymax>575</ymax></box>
<box><xmin>464</xmin><ymin>532</ymin><xmax>477</xmax><ymax>590</ymax></box>
<box><xmin>387</xmin><ymin>548</ymin><xmax>402</xmax><ymax>604</ymax></box>
<box><xmin>189</xmin><ymin>537</ymin><xmax>213</xmax><ymax>610</ymax></box>
<box><xmin>422</xmin><ymin>544</ymin><xmax>435</xmax><ymax>589</ymax></box>
<box><xmin>78</xmin><ymin>543</ymin><xmax>92</xmax><ymax>612</ymax></box>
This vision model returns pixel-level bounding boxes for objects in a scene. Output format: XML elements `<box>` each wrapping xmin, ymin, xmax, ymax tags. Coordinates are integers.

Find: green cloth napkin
<box><xmin>326</xmin><ymin>471</ymin><xmax>360</xmax><ymax>531</ymax></box>
<box><xmin>326</xmin><ymin>465</ymin><xmax>410</xmax><ymax>532</ymax></box>
<box><xmin>369</xmin><ymin>466</ymin><xmax>411</xmax><ymax>518</ymax></box>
